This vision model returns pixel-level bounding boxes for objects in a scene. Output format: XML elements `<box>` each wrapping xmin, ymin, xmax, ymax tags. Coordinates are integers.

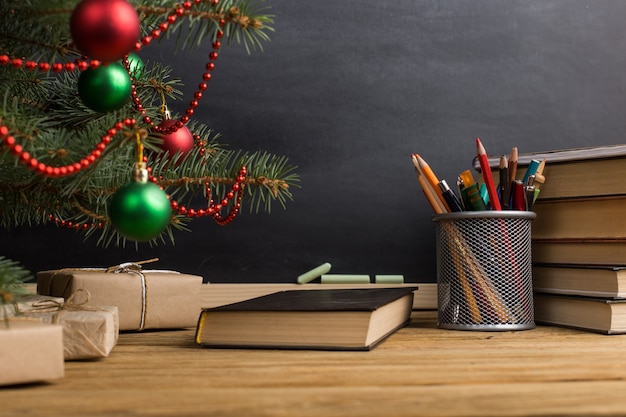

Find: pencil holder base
<box><xmin>433</xmin><ymin>211</ymin><xmax>536</xmax><ymax>331</ymax></box>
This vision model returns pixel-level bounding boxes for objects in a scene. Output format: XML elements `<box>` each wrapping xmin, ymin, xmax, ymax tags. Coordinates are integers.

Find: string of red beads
<box><xmin>0</xmin><ymin>119</ymin><xmax>136</xmax><ymax>177</ymax></box>
<box><xmin>48</xmin><ymin>166</ymin><xmax>246</xmax><ymax>230</ymax></box>
<box><xmin>1</xmin><ymin>0</ymin><xmax>222</xmax><ymax>135</ymax></box>
<box><xmin>128</xmin><ymin>25</ymin><xmax>224</xmax><ymax>135</ymax></box>
<box><xmin>167</xmin><ymin>166</ymin><xmax>247</xmax><ymax>223</ymax></box>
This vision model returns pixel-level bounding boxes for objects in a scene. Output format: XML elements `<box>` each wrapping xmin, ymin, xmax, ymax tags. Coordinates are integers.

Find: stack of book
<box><xmin>491</xmin><ymin>144</ymin><xmax>626</xmax><ymax>334</ymax></box>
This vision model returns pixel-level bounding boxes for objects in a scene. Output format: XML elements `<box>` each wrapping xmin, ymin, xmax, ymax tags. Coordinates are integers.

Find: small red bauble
<box><xmin>155</xmin><ymin>119</ymin><xmax>195</xmax><ymax>156</ymax></box>
<box><xmin>70</xmin><ymin>0</ymin><xmax>140</xmax><ymax>62</ymax></box>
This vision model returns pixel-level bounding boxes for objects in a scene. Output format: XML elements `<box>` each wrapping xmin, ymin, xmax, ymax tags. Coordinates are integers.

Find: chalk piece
<box><xmin>375</xmin><ymin>275</ymin><xmax>405</xmax><ymax>284</ymax></box>
<box><xmin>320</xmin><ymin>274</ymin><xmax>370</xmax><ymax>284</ymax></box>
<box><xmin>297</xmin><ymin>262</ymin><xmax>332</xmax><ymax>284</ymax></box>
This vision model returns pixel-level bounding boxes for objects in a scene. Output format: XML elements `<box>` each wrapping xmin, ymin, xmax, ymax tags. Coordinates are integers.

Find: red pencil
<box><xmin>476</xmin><ymin>138</ymin><xmax>501</xmax><ymax>210</ymax></box>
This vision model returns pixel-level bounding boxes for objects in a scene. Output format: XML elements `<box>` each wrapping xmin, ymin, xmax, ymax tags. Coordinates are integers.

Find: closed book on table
<box><xmin>532</xmin><ymin>197</ymin><xmax>626</xmax><ymax>240</ymax></box>
<box><xmin>533</xmin><ymin>264</ymin><xmax>626</xmax><ymax>298</ymax></box>
<box><xmin>486</xmin><ymin>144</ymin><xmax>626</xmax><ymax>200</ymax></box>
<box><xmin>534</xmin><ymin>293</ymin><xmax>626</xmax><ymax>334</ymax></box>
<box><xmin>195</xmin><ymin>287</ymin><xmax>418</xmax><ymax>351</ymax></box>
<box><xmin>532</xmin><ymin>240</ymin><xmax>626</xmax><ymax>266</ymax></box>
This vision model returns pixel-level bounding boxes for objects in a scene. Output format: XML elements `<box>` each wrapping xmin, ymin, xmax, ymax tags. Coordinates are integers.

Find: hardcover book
<box><xmin>531</xmin><ymin>196</ymin><xmax>626</xmax><ymax>240</ymax></box>
<box><xmin>195</xmin><ymin>287</ymin><xmax>418</xmax><ymax>350</ymax></box>
<box><xmin>534</xmin><ymin>293</ymin><xmax>626</xmax><ymax>334</ymax></box>
<box><xmin>487</xmin><ymin>144</ymin><xmax>626</xmax><ymax>200</ymax></box>
<box><xmin>532</xmin><ymin>240</ymin><xmax>626</xmax><ymax>266</ymax></box>
<box><xmin>533</xmin><ymin>264</ymin><xmax>626</xmax><ymax>298</ymax></box>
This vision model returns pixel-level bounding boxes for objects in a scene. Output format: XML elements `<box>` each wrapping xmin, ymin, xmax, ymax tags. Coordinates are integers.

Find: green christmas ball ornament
<box><xmin>125</xmin><ymin>53</ymin><xmax>144</xmax><ymax>78</ymax></box>
<box><xmin>78</xmin><ymin>63</ymin><xmax>132</xmax><ymax>112</ymax></box>
<box><xmin>109</xmin><ymin>181</ymin><xmax>171</xmax><ymax>241</ymax></box>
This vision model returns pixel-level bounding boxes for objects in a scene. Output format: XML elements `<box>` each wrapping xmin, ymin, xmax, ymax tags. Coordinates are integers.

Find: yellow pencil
<box><xmin>418</xmin><ymin>174</ymin><xmax>445</xmax><ymax>214</ymax></box>
<box><xmin>412</xmin><ymin>155</ymin><xmax>447</xmax><ymax>213</ymax></box>
<box><xmin>414</xmin><ymin>154</ymin><xmax>451</xmax><ymax>212</ymax></box>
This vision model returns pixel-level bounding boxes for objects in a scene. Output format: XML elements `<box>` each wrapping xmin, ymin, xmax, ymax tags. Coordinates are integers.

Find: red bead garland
<box><xmin>167</xmin><ymin>166</ymin><xmax>247</xmax><ymax>225</ymax></box>
<box><xmin>126</xmin><ymin>23</ymin><xmax>224</xmax><ymax>135</ymax></box>
<box><xmin>48</xmin><ymin>165</ymin><xmax>247</xmax><ymax>230</ymax></box>
<box><xmin>0</xmin><ymin>119</ymin><xmax>136</xmax><ymax>177</ymax></box>
<box><xmin>2</xmin><ymin>0</ymin><xmax>223</xmax><ymax>136</ymax></box>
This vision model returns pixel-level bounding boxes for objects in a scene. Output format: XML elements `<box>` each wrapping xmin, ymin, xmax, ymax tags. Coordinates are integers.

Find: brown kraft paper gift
<box><xmin>36</xmin><ymin>262</ymin><xmax>203</xmax><ymax>331</ymax></box>
<box><xmin>0</xmin><ymin>319</ymin><xmax>65</xmax><ymax>386</ymax></box>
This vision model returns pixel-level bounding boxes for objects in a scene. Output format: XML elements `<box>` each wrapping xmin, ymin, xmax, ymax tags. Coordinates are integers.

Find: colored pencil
<box><xmin>476</xmin><ymin>138</ymin><xmax>501</xmax><ymax>210</ymax></box>
<box><xmin>414</xmin><ymin>153</ymin><xmax>451</xmax><ymax>212</ymax></box>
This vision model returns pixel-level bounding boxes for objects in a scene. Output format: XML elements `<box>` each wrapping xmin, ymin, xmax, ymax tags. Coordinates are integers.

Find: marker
<box><xmin>525</xmin><ymin>184</ymin><xmax>536</xmax><ymax>211</ymax></box>
<box><xmin>511</xmin><ymin>180</ymin><xmax>526</xmax><ymax>211</ymax></box>
<box><xmin>479</xmin><ymin>183</ymin><xmax>489</xmax><ymax>207</ymax></box>
<box><xmin>499</xmin><ymin>155</ymin><xmax>510</xmax><ymax>209</ymax></box>
<box><xmin>521</xmin><ymin>159</ymin><xmax>541</xmax><ymax>185</ymax></box>
<box><xmin>458</xmin><ymin>170</ymin><xmax>487</xmax><ymax>211</ymax></box>
<box><xmin>508</xmin><ymin>147</ymin><xmax>518</xmax><ymax>184</ymax></box>
<box><xmin>534</xmin><ymin>158</ymin><xmax>547</xmax><ymax>186</ymax></box>
<box><xmin>476</xmin><ymin>138</ymin><xmax>501</xmax><ymax>210</ymax></box>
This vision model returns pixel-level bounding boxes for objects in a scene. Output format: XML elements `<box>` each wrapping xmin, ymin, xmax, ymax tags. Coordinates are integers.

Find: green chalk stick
<box><xmin>374</xmin><ymin>275</ymin><xmax>405</xmax><ymax>284</ymax></box>
<box><xmin>320</xmin><ymin>274</ymin><xmax>370</xmax><ymax>284</ymax></box>
<box><xmin>297</xmin><ymin>262</ymin><xmax>332</xmax><ymax>284</ymax></box>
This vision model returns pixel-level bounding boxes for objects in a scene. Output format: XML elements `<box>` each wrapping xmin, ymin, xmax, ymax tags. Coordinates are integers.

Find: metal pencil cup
<box><xmin>433</xmin><ymin>211</ymin><xmax>536</xmax><ymax>331</ymax></box>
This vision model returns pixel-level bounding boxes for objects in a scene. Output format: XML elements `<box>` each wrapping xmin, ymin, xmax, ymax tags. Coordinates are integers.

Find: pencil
<box><xmin>418</xmin><ymin>174</ymin><xmax>445</xmax><ymax>214</ymax></box>
<box><xmin>508</xmin><ymin>147</ymin><xmax>518</xmax><ymax>185</ymax></box>
<box><xmin>475</xmin><ymin>138</ymin><xmax>501</xmax><ymax>210</ymax></box>
<box><xmin>411</xmin><ymin>155</ymin><xmax>446</xmax><ymax>213</ymax></box>
<box><xmin>414</xmin><ymin>154</ymin><xmax>451</xmax><ymax>212</ymax></box>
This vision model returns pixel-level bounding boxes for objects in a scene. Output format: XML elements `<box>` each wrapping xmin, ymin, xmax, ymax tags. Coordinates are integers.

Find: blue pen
<box><xmin>521</xmin><ymin>159</ymin><xmax>540</xmax><ymax>185</ymax></box>
<box><xmin>438</xmin><ymin>180</ymin><xmax>464</xmax><ymax>212</ymax></box>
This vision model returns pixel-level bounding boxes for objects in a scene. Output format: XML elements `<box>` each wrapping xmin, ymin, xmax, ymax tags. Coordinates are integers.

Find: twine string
<box><xmin>105</xmin><ymin>259</ymin><xmax>159</xmax><ymax>331</ymax></box>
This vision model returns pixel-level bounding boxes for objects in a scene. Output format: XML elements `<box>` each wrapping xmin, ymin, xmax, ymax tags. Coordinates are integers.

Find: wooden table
<box><xmin>3</xmin><ymin>309</ymin><xmax>626</xmax><ymax>416</ymax></box>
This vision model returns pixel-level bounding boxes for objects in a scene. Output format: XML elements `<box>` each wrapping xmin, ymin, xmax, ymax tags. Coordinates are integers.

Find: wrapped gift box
<box><xmin>32</xmin><ymin>305</ymin><xmax>119</xmax><ymax>361</ymax></box>
<box><xmin>5</xmin><ymin>293</ymin><xmax>120</xmax><ymax>360</ymax></box>
<box><xmin>0</xmin><ymin>319</ymin><xmax>64</xmax><ymax>386</ymax></box>
<box><xmin>37</xmin><ymin>265</ymin><xmax>203</xmax><ymax>331</ymax></box>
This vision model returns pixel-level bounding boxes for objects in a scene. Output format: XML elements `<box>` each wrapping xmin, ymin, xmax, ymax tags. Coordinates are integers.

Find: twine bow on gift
<box><xmin>105</xmin><ymin>258</ymin><xmax>158</xmax><ymax>331</ymax></box>
<box><xmin>24</xmin><ymin>289</ymin><xmax>102</xmax><ymax>324</ymax></box>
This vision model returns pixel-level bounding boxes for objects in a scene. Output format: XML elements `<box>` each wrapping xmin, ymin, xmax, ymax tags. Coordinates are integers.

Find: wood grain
<box><xmin>3</xmin><ymin>310</ymin><xmax>626</xmax><ymax>416</ymax></box>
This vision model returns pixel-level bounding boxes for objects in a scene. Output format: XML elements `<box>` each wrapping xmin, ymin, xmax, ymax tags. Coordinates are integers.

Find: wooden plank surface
<box><xmin>4</xmin><ymin>311</ymin><xmax>626</xmax><ymax>416</ymax></box>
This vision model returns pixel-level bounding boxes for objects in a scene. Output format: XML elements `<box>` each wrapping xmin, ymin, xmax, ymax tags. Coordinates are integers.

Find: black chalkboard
<box><xmin>3</xmin><ymin>0</ymin><xmax>626</xmax><ymax>283</ymax></box>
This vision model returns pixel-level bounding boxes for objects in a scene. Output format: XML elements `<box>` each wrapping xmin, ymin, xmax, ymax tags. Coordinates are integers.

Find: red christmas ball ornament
<box><xmin>70</xmin><ymin>0</ymin><xmax>140</xmax><ymax>62</ymax></box>
<box><xmin>155</xmin><ymin>119</ymin><xmax>195</xmax><ymax>156</ymax></box>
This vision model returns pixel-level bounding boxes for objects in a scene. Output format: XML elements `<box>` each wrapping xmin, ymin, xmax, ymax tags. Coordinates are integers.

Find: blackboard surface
<box><xmin>3</xmin><ymin>0</ymin><xmax>626</xmax><ymax>283</ymax></box>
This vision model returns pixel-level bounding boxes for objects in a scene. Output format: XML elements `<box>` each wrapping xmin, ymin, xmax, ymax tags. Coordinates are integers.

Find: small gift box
<box><xmin>0</xmin><ymin>318</ymin><xmax>64</xmax><ymax>386</ymax></box>
<box><xmin>37</xmin><ymin>262</ymin><xmax>203</xmax><ymax>331</ymax></box>
<box><xmin>19</xmin><ymin>291</ymin><xmax>119</xmax><ymax>361</ymax></box>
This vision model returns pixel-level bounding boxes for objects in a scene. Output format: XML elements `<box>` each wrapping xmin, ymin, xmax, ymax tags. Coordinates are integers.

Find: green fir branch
<box><xmin>0</xmin><ymin>0</ymin><xmax>298</xmax><ymax>248</ymax></box>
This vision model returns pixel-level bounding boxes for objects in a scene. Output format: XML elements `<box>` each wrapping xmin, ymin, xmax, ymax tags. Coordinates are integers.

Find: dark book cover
<box><xmin>205</xmin><ymin>287</ymin><xmax>419</xmax><ymax>313</ymax></box>
<box><xmin>196</xmin><ymin>287</ymin><xmax>419</xmax><ymax>350</ymax></box>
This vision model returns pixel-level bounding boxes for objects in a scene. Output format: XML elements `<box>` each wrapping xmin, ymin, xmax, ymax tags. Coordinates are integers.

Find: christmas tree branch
<box><xmin>0</xmin><ymin>256</ymin><xmax>32</xmax><ymax>324</ymax></box>
<box><xmin>0</xmin><ymin>0</ymin><xmax>297</xmax><ymax>247</ymax></box>
<box><xmin>138</xmin><ymin>5</ymin><xmax>264</xmax><ymax>29</ymax></box>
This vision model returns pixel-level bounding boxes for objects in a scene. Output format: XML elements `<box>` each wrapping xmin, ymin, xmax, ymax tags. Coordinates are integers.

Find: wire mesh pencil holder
<box><xmin>433</xmin><ymin>211</ymin><xmax>536</xmax><ymax>331</ymax></box>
